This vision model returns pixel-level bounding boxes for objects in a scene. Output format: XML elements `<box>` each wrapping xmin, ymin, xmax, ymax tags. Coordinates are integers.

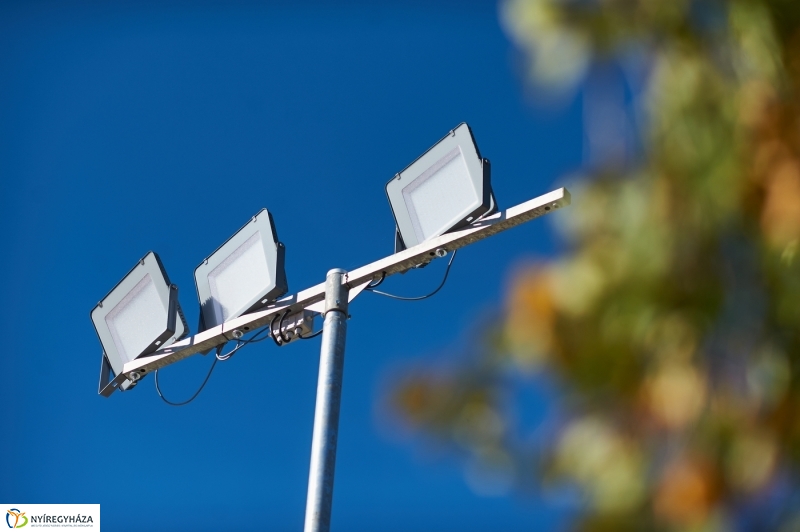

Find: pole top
<box><xmin>325</xmin><ymin>269</ymin><xmax>348</xmax><ymax>314</ymax></box>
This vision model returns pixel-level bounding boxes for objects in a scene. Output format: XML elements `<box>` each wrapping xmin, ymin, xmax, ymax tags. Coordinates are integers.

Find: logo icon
<box><xmin>5</xmin><ymin>509</ymin><xmax>27</xmax><ymax>529</ymax></box>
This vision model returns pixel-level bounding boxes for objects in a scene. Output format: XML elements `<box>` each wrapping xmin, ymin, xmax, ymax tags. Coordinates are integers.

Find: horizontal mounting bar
<box><xmin>121</xmin><ymin>187</ymin><xmax>570</xmax><ymax>381</ymax></box>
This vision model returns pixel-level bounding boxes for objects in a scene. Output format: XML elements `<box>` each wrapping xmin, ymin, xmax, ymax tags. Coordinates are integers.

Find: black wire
<box><xmin>155</xmin><ymin>353</ymin><xmax>218</xmax><ymax>406</ymax></box>
<box><xmin>236</xmin><ymin>325</ymin><xmax>272</xmax><ymax>345</ymax></box>
<box><xmin>153</xmin><ymin>319</ymin><xmax>281</xmax><ymax>406</ymax></box>
<box><xmin>366</xmin><ymin>271</ymin><xmax>385</xmax><ymax>289</ymax></box>
<box><xmin>299</xmin><ymin>328</ymin><xmax>324</xmax><ymax>340</ymax></box>
<box><xmin>270</xmin><ymin>311</ymin><xmax>285</xmax><ymax>347</ymax></box>
<box><xmin>278</xmin><ymin>308</ymin><xmax>291</xmax><ymax>343</ymax></box>
<box><xmin>239</xmin><ymin>333</ymin><xmax>271</xmax><ymax>344</ymax></box>
<box><xmin>153</xmin><ymin>303</ymin><xmax>324</xmax><ymax>405</ymax></box>
<box><xmin>270</xmin><ymin>309</ymin><xmax>293</xmax><ymax>346</ymax></box>
<box><xmin>366</xmin><ymin>250</ymin><xmax>457</xmax><ymax>301</ymax></box>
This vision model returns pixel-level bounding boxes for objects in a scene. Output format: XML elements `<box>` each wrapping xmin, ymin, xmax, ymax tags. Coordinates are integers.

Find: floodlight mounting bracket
<box><xmin>113</xmin><ymin>187</ymin><xmax>570</xmax><ymax>395</ymax></box>
<box><xmin>98</xmin><ymin>353</ymin><xmax>124</xmax><ymax>396</ymax></box>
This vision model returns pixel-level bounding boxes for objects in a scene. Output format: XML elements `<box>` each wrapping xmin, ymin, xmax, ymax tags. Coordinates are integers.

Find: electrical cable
<box><xmin>154</xmin><ymin>312</ymin><xmax>294</xmax><ymax>405</ymax></box>
<box><xmin>270</xmin><ymin>309</ymin><xmax>292</xmax><ymax>346</ymax></box>
<box><xmin>365</xmin><ymin>250</ymin><xmax>457</xmax><ymax>301</ymax></box>
<box><xmin>154</xmin><ymin>297</ymin><xmax>334</xmax><ymax>405</ymax></box>
<box><xmin>155</xmin><ymin>323</ymin><xmax>269</xmax><ymax>405</ymax></box>
<box><xmin>366</xmin><ymin>271</ymin><xmax>385</xmax><ymax>289</ymax></box>
<box><xmin>278</xmin><ymin>308</ymin><xmax>291</xmax><ymax>344</ymax></box>
<box><xmin>270</xmin><ymin>311</ymin><xmax>283</xmax><ymax>346</ymax></box>
<box><xmin>155</xmin><ymin>351</ymin><xmax>218</xmax><ymax>406</ymax></box>
<box><xmin>235</xmin><ymin>324</ymin><xmax>273</xmax><ymax>345</ymax></box>
<box><xmin>216</xmin><ymin>340</ymin><xmax>244</xmax><ymax>361</ymax></box>
<box><xmin>299</xmin><ymin>328</ymin><xmax>324</xmax><ymax>340</ymax></box>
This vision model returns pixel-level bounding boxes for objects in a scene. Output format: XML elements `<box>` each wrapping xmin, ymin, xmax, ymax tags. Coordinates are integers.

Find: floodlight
<box><xmin>91</xmin><ymin>251</ymin><xmax>188</xmax><ymax>396</ymax></box>
<box><xmin>386</xmin><ymin>122</ymin><xmax>497</xmax><ymax>251</ymax></box>
<box><xmin>194</xmin><ymin>208</ymin><xmax>288</xmax><ymax>332</ymax></box>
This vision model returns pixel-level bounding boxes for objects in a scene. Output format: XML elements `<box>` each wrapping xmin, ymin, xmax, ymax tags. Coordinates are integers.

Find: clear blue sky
<box><xmin>0</xmin><ymin>1</ymin><xmax>583</xmax><ymax>530</ymax></box>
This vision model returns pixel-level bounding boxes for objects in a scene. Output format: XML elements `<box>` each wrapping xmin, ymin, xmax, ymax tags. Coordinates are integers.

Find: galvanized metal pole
<box><xmin>304</xmin><ymin>268</ymin><xmax>349</xmax><ymax>532</ymax></box>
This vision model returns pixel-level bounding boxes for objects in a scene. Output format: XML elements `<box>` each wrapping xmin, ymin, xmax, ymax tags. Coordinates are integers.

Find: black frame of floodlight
<box><xmin>386</xmin><ymin>122</ymin><xmax>497</xmax><ymax>251</ymax></box>
<box><xmin>194</xmin><ymin>208</ymin><xmax>288</xmax><ymax>333</ymax></box>
<box><xmin>90</xmin><ymin>251</ymin><xmax>188</xmax><ymax>396</ymax></box>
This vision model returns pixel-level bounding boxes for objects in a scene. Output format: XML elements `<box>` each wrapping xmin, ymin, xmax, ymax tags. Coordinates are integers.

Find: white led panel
<box><xmin>106</xmin><ymin>274</ymin><xmax>165</xmax><ymax>363</ymax></box>
<box><xmin>91</xmin><ymin>251</ymin><xmax>188</xmax><ymax>396</ymax></box>
<box><xmin>402</xmin><ymin>147</ymin><xmax>479</xmax><ymax>242</ymax></box>
<box><xmin>208</xmin><ymin>232</ymin><xmax>273</xmax><ymax>324</ymax></box>
<box><xmin>386</xmin><ymin>123</ymin><xmax>496</xmax><ymax>250</ymax></box>
<box><xmin>195</xmin><ymin>208</ymin><xmax>287</xmax><ymax>332</ymax></box>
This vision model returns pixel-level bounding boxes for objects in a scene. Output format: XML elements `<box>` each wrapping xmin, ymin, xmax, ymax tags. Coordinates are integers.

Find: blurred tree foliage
<box><xmin>389</xmin><ymin>1</ymin><xmax>800</xmax><ymax>530</ymax></box>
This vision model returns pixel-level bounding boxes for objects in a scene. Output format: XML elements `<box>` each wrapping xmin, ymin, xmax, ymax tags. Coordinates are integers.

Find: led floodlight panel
<box><xmin>91</xmin><ymin>251</ymin><xmax>188</xmax><ymax>395</ymax></box>
<box><xmin>195</xmin><ymin>208</ymin><xmax>288</xmax><ymax>331</ymax></box>
<box><xmin>386</xmin><ymin>123</ymin><xmax>496</xmax><ymax>250</ymax></box>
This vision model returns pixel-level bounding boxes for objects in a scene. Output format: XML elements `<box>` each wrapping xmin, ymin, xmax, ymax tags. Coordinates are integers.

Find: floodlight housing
<box><xmin>91</xmin><ymin>251</ymin><xmax>188</xmax><ymax>396</ymax></box>
<box><xmin>194</xmin><ymin>208</ymin><xmax>288</xmax><ymax>332</ymax></box>
<box><xmin>386</xmin><ymin>123</ymin><xmax>496</xmax><ymax>251</ymax></box>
